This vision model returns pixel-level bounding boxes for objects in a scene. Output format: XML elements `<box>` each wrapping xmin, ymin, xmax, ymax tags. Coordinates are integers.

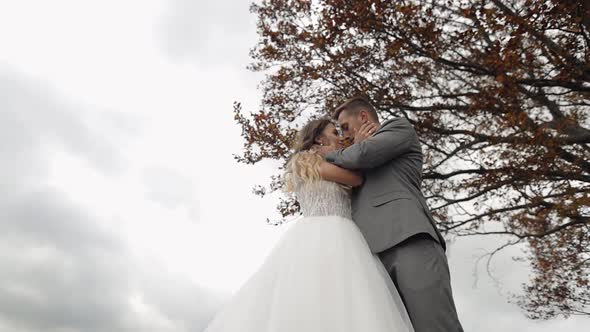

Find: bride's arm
<box><xmin>318</xmin><ymin>160</ymin><xmax>363</xmax><ymax>187</ymax></box>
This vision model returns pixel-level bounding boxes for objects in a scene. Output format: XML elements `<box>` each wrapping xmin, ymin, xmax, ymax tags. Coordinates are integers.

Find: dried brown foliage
<box><xmin>234</xmin><ymin>0</ymin><xmax>590</xmax><ymax>319</ymax></box>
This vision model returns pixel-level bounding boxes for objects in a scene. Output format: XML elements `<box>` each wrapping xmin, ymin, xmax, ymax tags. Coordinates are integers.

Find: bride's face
<box><xmin>317</xmin><ymin>123</ymin><xmax>343</xmax><ymax>151</ymax></box>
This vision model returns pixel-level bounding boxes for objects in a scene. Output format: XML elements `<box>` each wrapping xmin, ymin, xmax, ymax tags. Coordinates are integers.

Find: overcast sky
<box><xmin>0</xmin><ymin>1</ymin><xmax>587</xmax><ymax>331</ymax></box>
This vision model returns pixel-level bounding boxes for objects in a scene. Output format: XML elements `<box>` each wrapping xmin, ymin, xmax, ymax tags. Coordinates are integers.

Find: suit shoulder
<box><xmin>380</xmin><ymin>116</ymin><xmax>413</xmax><ymax>129</ymax></box>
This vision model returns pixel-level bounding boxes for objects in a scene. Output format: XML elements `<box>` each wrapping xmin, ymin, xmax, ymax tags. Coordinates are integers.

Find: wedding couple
<box><xmin>204</xmin><ymin>96</ymin><xmax>464</xmax><ymax>332</ymax></box>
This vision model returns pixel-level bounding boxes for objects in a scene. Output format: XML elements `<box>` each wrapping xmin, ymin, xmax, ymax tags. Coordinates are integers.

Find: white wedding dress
<box><xmin>203</xmin><ymin>176</ymin><xmax>415</xmax><ymax>332</ymax></box>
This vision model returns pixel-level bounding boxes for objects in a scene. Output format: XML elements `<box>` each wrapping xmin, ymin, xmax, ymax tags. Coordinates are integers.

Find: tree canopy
<box><xmin>234</xmin><ymin>0</ymin><xmax>590</xmax><ymax>319</ymax></box>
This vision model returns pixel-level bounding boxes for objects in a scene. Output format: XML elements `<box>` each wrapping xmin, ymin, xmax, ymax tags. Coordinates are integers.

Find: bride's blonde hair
<box><xmin>283</xmin><ymin>118</ymin><xmax>333</xmax><ymax>193</ymax></box>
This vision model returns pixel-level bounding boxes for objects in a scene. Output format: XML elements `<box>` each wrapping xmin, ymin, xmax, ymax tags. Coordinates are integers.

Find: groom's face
<box><xmin>337</xmin><ymin>109</ymin><xmax>364</xmax><ymax>142</ymax></box>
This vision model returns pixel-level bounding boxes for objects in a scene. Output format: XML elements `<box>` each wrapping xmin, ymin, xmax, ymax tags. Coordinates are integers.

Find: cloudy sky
<box><xmin>0</xmin><ymin>1</ymin><xmax>587</xmax><ymax>331</ymax></box>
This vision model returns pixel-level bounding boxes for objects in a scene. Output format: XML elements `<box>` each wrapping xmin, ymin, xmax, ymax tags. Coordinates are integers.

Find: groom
<box><xmin>314</xmin><ymin>96</ymin><xmax>464</xmax><ymax>332</ymax></box>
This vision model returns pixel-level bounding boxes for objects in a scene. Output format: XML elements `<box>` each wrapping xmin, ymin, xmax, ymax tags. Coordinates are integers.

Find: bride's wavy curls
<box><xmin>282</xmin><ymin>118</ymin><xmax>333</xmax><ymax>193</ymax></box>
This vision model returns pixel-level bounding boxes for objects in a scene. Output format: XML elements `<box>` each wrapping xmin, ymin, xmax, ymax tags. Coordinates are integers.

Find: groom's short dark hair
<box><xmin>332</xmin><ymin>96</ymin><xmax>379</xmax><ymax>121</ymax></box>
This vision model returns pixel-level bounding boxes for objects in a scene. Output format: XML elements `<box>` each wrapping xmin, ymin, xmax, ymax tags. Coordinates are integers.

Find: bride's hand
<box><xmin>352</xmin><ymin>122</ymin><xmax>378</xmax><ymax>143</ymax></box>
<box><xmin>311</xmin><ymin>143</ymin><xmax>334</xmax><ymax>157</ymax></box>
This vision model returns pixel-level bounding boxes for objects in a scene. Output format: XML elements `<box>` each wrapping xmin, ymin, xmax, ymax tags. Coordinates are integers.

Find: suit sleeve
<box><xmin>324</xmin><ymin>117</ymin><xmax>416</xmax><ymax>170</ymax></box>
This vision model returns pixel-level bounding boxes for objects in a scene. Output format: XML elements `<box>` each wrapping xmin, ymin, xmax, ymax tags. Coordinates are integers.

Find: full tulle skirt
<box><xmin>203</xmin><ymin>215</ymin><xmax>415</xmax><ymax>332</ymax></box>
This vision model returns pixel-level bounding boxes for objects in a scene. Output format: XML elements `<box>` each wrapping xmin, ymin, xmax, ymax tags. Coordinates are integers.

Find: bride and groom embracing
<box><xmin>204</xmin><ymin>96</ymin><xmax>464</xmax><ymax>332</ymax></box>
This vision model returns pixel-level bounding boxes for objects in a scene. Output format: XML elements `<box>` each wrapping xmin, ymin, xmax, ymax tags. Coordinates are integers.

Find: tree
<box><xmin>234</xmin><ymin>0</ymin><xmax>590</xmax><ymax>319</ymax></box>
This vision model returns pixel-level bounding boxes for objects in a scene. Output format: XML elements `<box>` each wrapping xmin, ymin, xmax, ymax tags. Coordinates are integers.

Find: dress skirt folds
<box><xmin>203</xmin><ymin>215</ymin><xmax>415</xmax><ymax>332</ymax></box>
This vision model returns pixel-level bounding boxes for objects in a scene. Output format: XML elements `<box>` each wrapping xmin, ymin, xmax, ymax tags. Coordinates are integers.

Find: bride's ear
<box><xmin>314</xmin><ymin>135</ymin><xmax>325</xmax><ymax>146</ymax></box>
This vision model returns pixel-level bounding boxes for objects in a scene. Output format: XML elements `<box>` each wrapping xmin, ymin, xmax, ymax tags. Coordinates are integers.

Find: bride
<box><xmin>203</xmin><ymin>118</ymin><xmax>415</xmax><ymax>332</ymax></box>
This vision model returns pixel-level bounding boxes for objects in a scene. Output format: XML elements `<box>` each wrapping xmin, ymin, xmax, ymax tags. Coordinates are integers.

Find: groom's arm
<box><xmin>325</xmin><ymin>117</ymin><xmax>416</xmax><ymax>170</ymax></box>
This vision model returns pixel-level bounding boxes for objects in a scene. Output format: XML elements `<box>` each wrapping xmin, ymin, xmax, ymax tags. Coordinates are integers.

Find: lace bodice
<box><xmin>293</xmin><ymin>178</ymin><xmax>353</xmax><ymax>220</ymax></box>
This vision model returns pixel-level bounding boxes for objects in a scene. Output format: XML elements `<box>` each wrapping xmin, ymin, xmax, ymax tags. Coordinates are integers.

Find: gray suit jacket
<box><xmin>325</xmin><ymin>117</ymin><xmax>446</xmax><ymax>254</ymax></box>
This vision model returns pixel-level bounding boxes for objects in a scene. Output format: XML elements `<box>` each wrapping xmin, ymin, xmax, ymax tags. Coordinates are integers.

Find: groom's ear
<box><xmin>359</xmin><ymin>111</ymin><xmax>368</xmax><ymax>123</ymax></box>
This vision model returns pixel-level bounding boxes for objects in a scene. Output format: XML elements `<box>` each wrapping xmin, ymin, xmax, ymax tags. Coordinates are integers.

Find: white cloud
<box><xmin>157</xmin><ymin>0</ymin><xmax>257</xmax><ymax>66</ymax></box>
<box><xmin>142</xmin><ymin>166</ymin><xmax>199</xmax><ymax>218</ymax></box>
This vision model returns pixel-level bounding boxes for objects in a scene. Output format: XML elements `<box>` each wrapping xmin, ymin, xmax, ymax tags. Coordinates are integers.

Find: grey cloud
<box><xmin>0</xmin><ymin>69</ymin><xmax>134</xmax><ymax>176</ymax></box>
<box><xmin>0</xmin><ymin>189</ymin><xmax>123</xmax><ymax>253</ymax></box>
<box><xmin>0</xmin><ymin>69</ymin><xmax>222</xmax><ymax>332</ymax></box>
<box><xmin>0</xmin><ymin>182</ymin><xmax>143</xmax><ymax>331</ymax></box>
<box><xmin>137</xmin><ymin>265</ymin><xmax>225</xmax><ymax>332</ymax></box>
<box><xmin>0</xmin><ymin>68</ymin><xmax>134</xmax><ymax>331</ymax></box>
